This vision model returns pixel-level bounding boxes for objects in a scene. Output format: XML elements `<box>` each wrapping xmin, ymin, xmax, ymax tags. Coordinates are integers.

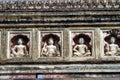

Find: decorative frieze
<box><xmin>0</xmin><ymin>11</ymin><xmax>119</xmax><ymax>26</ymax></box>
<box><xmin>0</xmin><ymin>28</ymin><xmax>119</xmax><ymax>62</ymax></box>
<box><xmin>0</xmin><ymin>0</ymin><xmax>119</xmax><ymax>77</ymax></box>
<box><xmin>0</xmin><ymin>0</ymin><xmax>119</xmax><ymax>11</ymax></box>
<box><xmin>0</xmin><ymin>64</ymin><xmax>120</xmax><ymax>74</ymax></box>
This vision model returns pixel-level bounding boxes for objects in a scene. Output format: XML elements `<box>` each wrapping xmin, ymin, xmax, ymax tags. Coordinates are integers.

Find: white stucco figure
<box><xmin>41</xmin><ymin>38</ymin><xmax>60</xmax><ymax>57</ymax></box>
<box><xmin>11</xmin><ymin>38</ymin><xmax>28</xmax><ymax>57</ymax></box>
<box><xmin>73</xmin><ymin>37</ymin><xmax>91</xmax><ymax>57</ymax></box>
<box><xmin>105</xmin><ymin>36</ymin><xmax>120</xmax><ymax>56</ymax></box>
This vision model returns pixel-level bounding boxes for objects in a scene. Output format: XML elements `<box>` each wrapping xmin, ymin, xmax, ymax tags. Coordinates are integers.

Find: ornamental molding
<box><xmin>0</xmin><ymin>64</ymin><xmax>120</xmax><ymax>74</ymax></box>
<box><xmin>0</xmin><ymin>0</ymin><xmax>119</xmax><ymax>11</ymax></box>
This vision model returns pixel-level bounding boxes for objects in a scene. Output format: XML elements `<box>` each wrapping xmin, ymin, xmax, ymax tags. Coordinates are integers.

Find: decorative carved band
<box><xmin>0</xmin><ymin>64</ymin><xmax>120</xmax><ymax>74</ymax></box>
<box><xmin>0</xmin><ymin>0</ymin><xmax>119</xmax><ymax>11</ymax></box>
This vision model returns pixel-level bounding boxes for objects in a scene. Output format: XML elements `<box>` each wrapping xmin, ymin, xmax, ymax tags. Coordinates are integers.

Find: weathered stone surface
<box><xmin>0</xmin><ymin>64</ymin><xmax>120</xmax><ymax>74</ymax></box>
<box><xmin>0</xmin><ymin>11</ymin><xmax>120</xmax><ymax>26</ymax></box>
<box><xmin>10</xmin><ymin>74</ymin><xmax>36</xmax><ymax>79</ymax></box>
<box><xmin>0</xmin><ymin>0</ymin><xmax>119</xmax><ymax>79</ymax></box>
<box><xmin>0</xmin><ymin>0</ymin><xmax>119</xmax><ymax>11</ymax></box>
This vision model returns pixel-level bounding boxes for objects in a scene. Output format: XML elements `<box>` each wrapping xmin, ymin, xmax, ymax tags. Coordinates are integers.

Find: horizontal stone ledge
<box><xmin>0</xmin><ymin>18</ymin><xmax>119</xmax><ymax>22</ymax></box>
<box><xmin>0</xmin><ymin>15</ymin><xmax>119</xmax><ymax>18</ymax></box>
<box><xmin>0</xmin><ymin>1</ymin><xmax>119</xmax><ymax>11</ymax></box>
<box><xmin>0</xmin><ymin>22</ymin><xmax>119</xmax><ymax>27</ymax></box>
<box><xmin>0</xmin><ymin>64</ymin><xmax>120</xmax><ymax>74</ymax></box>
<box><xmin>0</xmin><ymin>11</ymin><xmax>120</xmax><ymax>16</ymax></box>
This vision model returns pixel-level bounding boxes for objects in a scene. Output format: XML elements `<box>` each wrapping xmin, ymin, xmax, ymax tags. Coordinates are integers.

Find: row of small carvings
<box><xmin>0</xmin><ymin>29</ymin><xmax>120</xmax><ymax>62</ymax></box>
<box><xmin>0</xmin><ymin>0</ymin><xmax>119</xmax><ymax>10</ymax></box>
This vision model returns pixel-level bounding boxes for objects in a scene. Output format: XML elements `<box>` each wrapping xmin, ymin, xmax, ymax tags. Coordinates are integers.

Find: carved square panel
<box><xmin>100</xmin><ymin>29</ymin><xmax>120</xmax><ymax>61</ymax></box>
<box><xmin>6</xmin><ymin>30</ymin><xmax>33</xmax><ymax>62</ymax></box>
<box><xmin>68</xmin><ymin>29</ymin><xmax>95</xmax><ymax>61</ymax></box>
<box><xmin>37</xmin><ymin>29</ymin><xmax>64</xmax><ymax>62</ymax></box>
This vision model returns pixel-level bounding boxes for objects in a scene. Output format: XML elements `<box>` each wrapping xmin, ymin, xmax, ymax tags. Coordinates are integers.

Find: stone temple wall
<box><xmin>0</xmin><ymin>0</ymin><xmax>120</xmax><ymax>79</ymax></box>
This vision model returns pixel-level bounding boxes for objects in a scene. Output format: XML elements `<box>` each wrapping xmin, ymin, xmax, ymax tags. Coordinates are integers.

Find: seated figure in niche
<box><xmin>41</xmin><ymin>37</ymin><xmax>60</xmax><ymax>57</ymax></box>
<box><xmin>73</xmin><ymin>37</ymin><xmax>91</xmax><ymax>57</ymax></box>
<box><xmin>11</xmin><ymin>38</ymin><xmax>28</xmax><ymax>57</ymax></box>
<box><xmin>105</xmin><ymin>36</ymin><xmax>120</xmax><ymax>56</ymax></box>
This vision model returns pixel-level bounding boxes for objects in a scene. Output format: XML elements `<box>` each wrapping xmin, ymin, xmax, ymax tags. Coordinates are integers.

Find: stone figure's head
<box><xmin>48</xmin><ymin>38</ymin><xmax>54</xmax><ymax>45</ymax></box>
<box><xmin>79</xmin><ymin>37</ymin><xmax>84</xmax><ymax>44</ymax></box>
<box><xmin>110</xmin><ymin>36</ymin><xmax>116</xmax><ymax>44</ymax></box>
<box><xmin>18</xmin><ymin>38</ymin><xmax>23</xmax><ymax>45</ymax></box>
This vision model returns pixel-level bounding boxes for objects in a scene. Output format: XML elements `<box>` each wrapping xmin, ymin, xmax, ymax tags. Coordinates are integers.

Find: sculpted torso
<box><xmin>105</xmin><ymin>36</ymin><xmax>120</xmax><ymax>56</ymax></box>
<box><xmin>11</xmin><ymin>38</ymin><xmax>28</xmax><ymax>57</ymax></box>
<box><xmin>75</xmin><ymin>44</ymin><xmax>87</xmax><ymax>54</ymax></box>
<box><xmin>41</xmin><ymin>38</ymin><xmax>60</xmax><ymax>57</ymax></box>
<box><xmin>14</xmin><ymin>45</ymin><xmax>26</xmax><ymax>55</ymax></box>
<box><xmin>46</xmin><ymin>45</ymin><xmax>57</xmax><ymax>54</ymax></box>
<box><xmin>73</xmin><ymin>37</ymin><xmax>91</xmax><ymax>56</ymax></box>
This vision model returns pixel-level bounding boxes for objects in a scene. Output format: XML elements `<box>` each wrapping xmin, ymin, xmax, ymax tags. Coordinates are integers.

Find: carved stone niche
<box><xmin>100</xmin><ymin>29</ymin><xmax>120</xmax><ymax>61</ymax></box>
<box><xmin>68</xmin><ymin>29</ymin><xmax>95</xmax><ymax>61</ymax></box>
<box><xmin>6</xmin><ymin>30</ymin><xmax>33</xmax><ymax>62</ymax></box>
<box><xmin>37</xmin><ymin>29</ymin><xmax>63</xmax><ymax>62</ymax></box>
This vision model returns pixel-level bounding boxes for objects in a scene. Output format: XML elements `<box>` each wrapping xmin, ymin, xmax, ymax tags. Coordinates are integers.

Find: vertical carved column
<box><xmin>56</xmin><ymin>0</ymin><xmax>59</xmax><ymax>3</ymax></box>
<box><xmin>56</xmin><ymin>0</ymin><xmax>59</xmax><ymax>9</ymax></box>
<box><xmin>92</xmin><ymin>0</ymin><xmax>97</xmax><ymax>3</ymax></box>
<box><xmin>2</xmin><ymin>0</ymin><xmax>6</xmax><ymax>10</ymax></box>
<box><xmin>66</xmin><ymin>0</ymin><xmax>68</xmax><ymax>9</ymax></box>
<box><xmin>72</xmin><ymin>0</ymin><xmax>76</xmax><ymax>3</ymax></box>
<box><xmin>9</xmin><ymin>0</ymin><xmax>12</xmax><ymax>9</ymax></box>
<box><xmin>88</xmin><ymin>0</ymin><xmax>91</xmax><ymax>3</ymax></box>
<box><xmin>64</xmin><ymin>0</ymin><xmax>67</xmax><ymax>3</ymax></box>
<box><xmin>10</xmin><ymin>0</ymin><xmax>14</xmax><ymax>9</ymax></box>
<box><xmin>96</xmin><ymin>0</ymin><xmax>99</xmax><ymax>3</ymax></box>
<box><xmin>26</xmin><ymin>0</ymin><xmax>29</xmax><ymax>9</ymax></box>
<box><xmin>97</xmin><ymin>0</ymin><xmax>104</xmax><ymax>2</ymax></box>
<box><xmin>33</xmin><ymin>0</ymin><xmax>36</xmax><ymax>9</ymax></box>
<box><xmin>71</xmin><ymin>0</ymin><xmax>74</xmax><ymax>8</ymax></box>
<box><xmin>41</xmin><ymin>0</ymin><xmax>44</xmax><ymax>9</ymax></box>
<box><xmin>49</xmin><ymin>0</ymin><xmax>52</xmax><ymax>4</ymax></box>
<box><xmin>17</xmin><ymin>0</ymin><xmax>21</xmax><ymax>10</ymax></box>
<box><xmin>81</xmin><ymin>0</ymin><xmax>84</xmax><ymax>3</ymax></box>
<box><xmin>95</xmin><ymin>28</ymin><xmax>101</xmax><ymax>61</ymax></box>
<box><xmin>104</xmin><ymin>0</ymin><xmax>107</xmax><ymax>2</ymax></box>
<box><xmin>49</xmin><ymin>0</ymin><xmax>52</xmax><ymax>9</ymax></box>
<box><xmin>112</xmin><ymin>0</ymin><xmax>116</xmax><ymax>2</ymax></box>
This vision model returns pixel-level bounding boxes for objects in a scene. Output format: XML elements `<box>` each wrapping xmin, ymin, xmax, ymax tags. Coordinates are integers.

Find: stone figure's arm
<box><xmin>41</xmin><ymin>42</ymin><xmax>47</xmax><ymax>54</ymax></box>
<box><xmin>73</xmin><ymin>45</ymin><xmax>79</xmax><ymax>53</ymax></box>
<box><xmin>24</xmin><ymin>46</ymin><xmax>28</xmax><ymax>55</ymax></box>
<box><xmin>11</xmin><ymin>45</ymin><xmax>17</xmax><ymax>55</ymax></box>
<box><xmin>55</xmin><ymin>46</ymin><xmax>60</xmax><ymax>56</ymax></box>
<box><xmin>117</xmin><ymin>45</ymin><xmax>120</xmax><ymax>52</ymax></box>
<box><xmin>54</xmin><ymin>46</ymin><xmax>57</xmax><ymax>52</ymax></box>
<box><xmin>85</xmin><ymin>45</ymin><xmax>88</xmax><ymax>52</ymax></box>
<box><xmin>105</xmin><ymin>43</ymin><xmax>110</xmax><ymax>52</ymax></box>
<box><xmin>85</xmin><ymin>45</ymin><xmax>91</xmax><ymax>55</ymax></box>
<box><xmin>46</xmin><ymin>46</ymin><xmax>49</xmax><ymax>55</ymax></box>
